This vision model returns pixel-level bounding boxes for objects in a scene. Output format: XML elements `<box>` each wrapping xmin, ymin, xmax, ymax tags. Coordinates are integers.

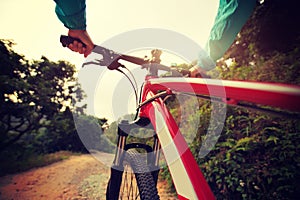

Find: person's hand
<box><xmin>67</xmin><ymin>29</ymin><xmax>94</xmax><ymax>57</ymax></box>
<box><xmin>189</xmin><ymin>65</ymin><xmax>210</xmax><ymax>78</ymax></box>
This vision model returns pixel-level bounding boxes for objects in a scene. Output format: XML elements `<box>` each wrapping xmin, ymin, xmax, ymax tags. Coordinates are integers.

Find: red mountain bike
<box><xmin>61</xmin><ymin>36</ymin><xmax>300</xmax><ymax>200</ymax></box>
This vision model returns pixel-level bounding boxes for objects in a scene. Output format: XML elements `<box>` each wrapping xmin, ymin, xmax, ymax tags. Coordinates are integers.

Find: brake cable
<box><xmin>121</xmin><ymin>66</ymin><xmax>139</xmax><ymax>97</ymax></box>
<box><xmin>115</xmin><ymin>66</ymin><xmax>139</xmax><ymax>108</ymax></box>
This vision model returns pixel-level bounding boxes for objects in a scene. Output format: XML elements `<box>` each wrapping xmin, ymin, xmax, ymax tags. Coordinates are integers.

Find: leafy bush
<box><xmin>197</xmin><ymin>107</ymin><xmax>300</xmax><ymax>199</ymax></box>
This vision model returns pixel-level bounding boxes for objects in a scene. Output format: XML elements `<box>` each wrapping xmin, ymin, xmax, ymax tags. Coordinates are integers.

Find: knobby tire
<box><xmin>106</xmin><ymin>149</ymin><xmax>160</xmax><ymax>200</ymax></box>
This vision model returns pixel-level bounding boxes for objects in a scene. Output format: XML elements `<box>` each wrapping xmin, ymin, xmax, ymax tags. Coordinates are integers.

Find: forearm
<box><xmin>198</xmin><ymin>0</ymin><xmax>257</xmax><ymax>71</ymax></box>
<box><xmin>54</xmin><ymin>0</ymin><xmax>86</xmax><ymax>30</ymax></box>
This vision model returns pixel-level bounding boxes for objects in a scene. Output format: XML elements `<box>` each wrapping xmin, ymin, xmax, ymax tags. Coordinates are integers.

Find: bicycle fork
<box><xmin>111</xmin><ymin>117</ymin><xmax>161</xmax><ymax>184</ymax></box>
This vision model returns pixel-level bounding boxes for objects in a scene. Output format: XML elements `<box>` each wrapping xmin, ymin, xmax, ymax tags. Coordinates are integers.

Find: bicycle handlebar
<box><xmin>60</xmin><ymin>35</ymin><xmax>190</xmax><ymax>76</ymax></box>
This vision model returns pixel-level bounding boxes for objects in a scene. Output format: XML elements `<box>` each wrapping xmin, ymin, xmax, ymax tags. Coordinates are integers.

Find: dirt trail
<box><xmin>0</xmin><ymin>153</ymin><xmax>177</xmax><ymax>200</ymax></box>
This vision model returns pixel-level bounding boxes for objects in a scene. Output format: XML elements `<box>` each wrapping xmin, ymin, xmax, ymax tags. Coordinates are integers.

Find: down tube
<box><xmin>141</xmin><ymin>90</ymin><xmax>215</xmax><ymax>200</ymax></box>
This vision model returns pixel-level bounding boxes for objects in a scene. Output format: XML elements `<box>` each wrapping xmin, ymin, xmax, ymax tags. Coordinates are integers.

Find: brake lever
<box><xmin>60</xmin><ymin>35</ymin><xmax>122</xmax><ymax>69</ymax></box>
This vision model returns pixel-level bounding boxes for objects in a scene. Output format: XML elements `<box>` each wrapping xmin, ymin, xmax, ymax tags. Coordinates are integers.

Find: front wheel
<box><xmin>106</xmin><ymin>149</ymin><xmax>160</xmax><ymax>200</ymax></box>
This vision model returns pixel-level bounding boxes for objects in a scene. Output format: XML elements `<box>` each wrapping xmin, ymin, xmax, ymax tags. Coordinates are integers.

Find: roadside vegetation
<box><xmin>160</xmin><ymin>1</ymin><xmax>300</xmax><ymax>199</ymax></box>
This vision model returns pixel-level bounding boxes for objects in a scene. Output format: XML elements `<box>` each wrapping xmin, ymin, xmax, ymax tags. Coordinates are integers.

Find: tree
<box><xmin>0</xmin><ymin>39</ymin><xmax>84</xmax><ymax>152</ymax></box>
<box><xmin>0</xmin><ymin>40</ymin><xmax>38</xmax><ymax>151</ymax></box>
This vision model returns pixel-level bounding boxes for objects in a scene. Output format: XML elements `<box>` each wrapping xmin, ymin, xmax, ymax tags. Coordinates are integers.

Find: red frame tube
<box><xmin>137</xmin><ymin>76</ymin><xmax>300</xmax><ymax>199</ymax></box>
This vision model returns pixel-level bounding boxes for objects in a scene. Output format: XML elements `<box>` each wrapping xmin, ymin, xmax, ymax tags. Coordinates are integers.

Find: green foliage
<box><xmin>215</xmin><ymin>49</ymin><xmax>300</xmax><ymax>84</ymax></box>
<box><xmin>197</xmin><ymin>108</ymin><xmax>300</xmax><ymax>199</ymax></box>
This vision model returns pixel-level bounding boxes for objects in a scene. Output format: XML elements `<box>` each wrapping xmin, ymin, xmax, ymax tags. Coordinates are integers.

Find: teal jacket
<box><xmin>54</xmin><ymin>0</ymin><xmax>256</xmax><ymax>70</ymax></box>
<box><xmin>54</xmin><ymin>0</ymin><xmax>86</xmax><ymax>30</ymax></box>
<box><xmin>199</xmin><ymin>0</ymin><xmax>256</xmax><ymax>70</ymax></box>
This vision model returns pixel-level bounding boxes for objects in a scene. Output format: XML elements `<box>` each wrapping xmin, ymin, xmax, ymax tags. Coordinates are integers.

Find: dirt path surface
<box><xmin>0</xmin><ymin>153</ymin><xmax>177</xmax><ymax>200</ymax></box>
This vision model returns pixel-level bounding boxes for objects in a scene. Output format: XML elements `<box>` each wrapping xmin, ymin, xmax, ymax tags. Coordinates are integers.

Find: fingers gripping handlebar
<box><xmin>60</xmin><ymin>35</ymin><xmax>88</xmax><ymax>48</ymax></box>
<box><xmin>60</xmin><ymin>35</ymin><xmax>124</xmax><ymax>69</ymax></box>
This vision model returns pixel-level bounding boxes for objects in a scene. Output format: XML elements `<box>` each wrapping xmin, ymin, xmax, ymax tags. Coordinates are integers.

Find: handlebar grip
<box><xmin>60</xmin><ymin>35</ymin><xmax>87</xmax><ymax>48</ymax></box>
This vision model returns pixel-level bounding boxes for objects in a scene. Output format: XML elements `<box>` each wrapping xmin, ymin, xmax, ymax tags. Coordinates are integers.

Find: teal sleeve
<box><xmin>54</xmin><ymin>0</ymin><xmax>86</xmax><ymax>30</ymax></box>
<box><xmin>198</xmin><ymin>0</ymin><xmax>256</xmax><ymax>70</ymax></box>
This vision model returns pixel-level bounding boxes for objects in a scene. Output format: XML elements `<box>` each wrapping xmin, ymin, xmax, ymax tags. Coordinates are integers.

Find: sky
<box><xmin>0</xmin><ymin>0</ymin><xmax>219</xmax><ymax>122</ymax></box>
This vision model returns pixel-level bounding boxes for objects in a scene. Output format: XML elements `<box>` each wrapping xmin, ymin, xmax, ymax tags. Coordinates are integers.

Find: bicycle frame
<box><xmin>60</xmin><ymin>35</ymin><xmax>300</xmax><ymax>200</ymax></box>
<box><xmin>114</xmin><ymin>75</ymin><xmax>300</xmax><ymax>200</ymax></box>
